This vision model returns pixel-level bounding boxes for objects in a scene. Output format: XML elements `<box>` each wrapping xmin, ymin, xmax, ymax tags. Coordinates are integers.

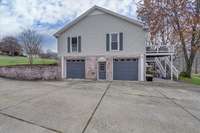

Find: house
<box><xmin>54</xmin><ymin>6</ymin><xmax>146</xmax><ymax>81</ymax></box>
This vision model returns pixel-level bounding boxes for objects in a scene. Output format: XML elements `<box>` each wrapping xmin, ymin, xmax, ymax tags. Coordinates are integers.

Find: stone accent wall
<box><xmin>106</xmin><ymin>57</ymin><xmax>113</xmax><ymax>80</ymax></box>
<box><xmin>85</xmin><ymin>57</ymin><xmax>97</xmax><ymax>80</ymax></box>
<box><xmin>0</xmin><ymin>65</ymin><xmax>61</xmax><ymax>80</ymax></box>
<box><xmin>85</xmin><ymin>56</ymin><xmax>113</xmax><ymax>80</ymax></box>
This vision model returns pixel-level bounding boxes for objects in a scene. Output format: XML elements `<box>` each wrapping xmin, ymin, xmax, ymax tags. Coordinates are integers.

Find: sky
<box><xmin>0</xmin><ymin>0</ymin><xmax>139</xmax><ymax>52</ymax></box>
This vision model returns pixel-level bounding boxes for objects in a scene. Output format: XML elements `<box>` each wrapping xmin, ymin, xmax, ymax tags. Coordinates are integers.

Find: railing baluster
<box><xmin>146</xmin><ymin>45</ymin><xmax>174</xmax><ymax>53</ymax></box>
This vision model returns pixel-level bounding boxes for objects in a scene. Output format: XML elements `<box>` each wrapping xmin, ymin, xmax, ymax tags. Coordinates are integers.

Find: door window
<box><xmin>100</xmin><ymin>63</ymin><xmax>105</xmax><ymax>71</ymax></box>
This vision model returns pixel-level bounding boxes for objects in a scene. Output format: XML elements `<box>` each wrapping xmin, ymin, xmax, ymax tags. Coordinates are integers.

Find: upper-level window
<box><xmin>106</xmin><ymin>32</ymin><xmax>123</xmax><ymax>52</ymax></box>
<box><xmin>71</xmin><ymin>37</ymin><xmax>78</xmax><ymax>52</ymax></box>
<box><xmin>67</xmin><ymin>36</ymin><xmax>81</xmax><ymax>53</ymax></box>
<box><xmin>111</xmin><ymin>33</ymin><xmax>119</xmax><ymax>51</ymax></box>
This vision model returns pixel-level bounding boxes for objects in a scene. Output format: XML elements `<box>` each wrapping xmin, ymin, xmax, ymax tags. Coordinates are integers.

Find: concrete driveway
<box><xmin>0</xmin><ymin>78</ymin><xmax>200</xmax><ymax>133</ymax></box>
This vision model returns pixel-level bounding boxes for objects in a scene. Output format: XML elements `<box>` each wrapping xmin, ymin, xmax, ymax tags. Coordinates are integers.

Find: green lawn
<box><xmin>180</xmin><ymin>74</ymin><xmax>200</xmax><ymax>85</ymax></box>
<box><xmin>0</xmin><ymin>55</ymin><xmax>57</xmax><ymax>66</ymax></box>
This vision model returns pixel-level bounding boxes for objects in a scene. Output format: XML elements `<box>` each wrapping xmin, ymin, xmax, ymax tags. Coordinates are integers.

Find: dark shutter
<box><xmin>67</xmin><ymin>37</ymin><xmax>70</xmax><ymax>53</ymax></box>
<box><xmin>78</xmin><ymin>36</ymin><xmax>81</xmax><ymax>52</ymax></box>
<box><xmin>119</xmin><ymin>32</ymin><xmax>123</xmax><ymax>51</ymax></box>
<box><xmin>106</xmin><ymin>34</ymin><xmax>110</xmax><ymax>51</ymax></box>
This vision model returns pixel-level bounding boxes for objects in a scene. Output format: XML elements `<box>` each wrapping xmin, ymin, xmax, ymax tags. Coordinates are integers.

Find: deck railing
<box><xmin>146</xmin><ymin>45</ymin><xmax>175</xmax><ymax>54</ymax></box>
<box><xmin>165</xmin><ymin>56</ymin><xmax>179</xmax><ymax>80</ymax></box>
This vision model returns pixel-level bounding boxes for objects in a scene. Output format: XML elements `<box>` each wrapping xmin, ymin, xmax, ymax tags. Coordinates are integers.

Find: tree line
<box><xmin>0</xmin><ymin>29</ymin><xmax>57</xmax><ymax>65</ymax></box>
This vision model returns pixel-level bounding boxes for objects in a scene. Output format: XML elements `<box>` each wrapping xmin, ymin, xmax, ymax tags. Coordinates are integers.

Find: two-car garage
<box><xmin>66</xmin><ymin>58</ymin><xmax>139</xmax><ymax>81</ymax></box>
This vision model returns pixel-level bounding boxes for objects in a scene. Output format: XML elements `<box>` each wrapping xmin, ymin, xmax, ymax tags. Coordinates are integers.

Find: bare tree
<box><xmin>19</xmin><ymin>29</ymin><xmax>42</xmax><ymax>65</ymax></box>
<box><xmin>0</xmin><ymin>36</ymin><xmax>22</xmax><ymax>56</ymax></box>
<box><xmin>137</xmin><ymin>0</ymin><xmax>200</xmax><ymax>78</ymax></box>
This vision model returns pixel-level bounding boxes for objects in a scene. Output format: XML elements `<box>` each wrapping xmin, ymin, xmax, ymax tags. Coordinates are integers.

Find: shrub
<box><xmin>146</xmin><ymin>66</ymin><xmax>154</xmax><ymax>75</ymax></box>
<box><xmin>179</xmin><ymin>71</ymin><xmax>190</xmax><ymax>78</ymax></box>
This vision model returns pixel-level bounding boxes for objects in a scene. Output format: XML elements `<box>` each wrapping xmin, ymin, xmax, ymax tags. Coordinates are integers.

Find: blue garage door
<box><xmin>66</xmin><ymin>59</ymin><xmax>85</xmax><ymax>79</ymax></box>
<box><xmin>113</xmin><ymin>58</ymin><xmax>138</xmax><ymax>80</ymax></box>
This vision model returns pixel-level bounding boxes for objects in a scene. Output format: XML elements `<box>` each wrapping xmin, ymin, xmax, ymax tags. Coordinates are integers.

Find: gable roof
<box><xmin>53</xmin><ymin>6</ymin><xmax>144</xmax><ymax>38</ymax></box>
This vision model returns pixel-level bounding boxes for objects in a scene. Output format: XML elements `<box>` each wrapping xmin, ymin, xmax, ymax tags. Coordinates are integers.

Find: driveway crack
<box><xmin>81</xmin><ymin>82</ymin><xmax>112</xmax><ymax>133</ymax></box>
<box><xmin>155</xmin><ymin>88</ymin><xmax>200</xmax><ymax>123</ymax></box>
<box><xmin>0</xmin><ymin>82</ymin><xmax>78</xmax><ymax>111</ymax></box>
<box><xmin>0</xmin><ymin>112</ymin><xmax>62</xmax><ymax>133</ymax></box>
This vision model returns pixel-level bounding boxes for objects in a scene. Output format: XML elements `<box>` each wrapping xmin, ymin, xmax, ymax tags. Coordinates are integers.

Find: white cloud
<box><xmin>0</xmin><ymin>0</ymin><xmax>138</xmax><ymax>50</ymax></box>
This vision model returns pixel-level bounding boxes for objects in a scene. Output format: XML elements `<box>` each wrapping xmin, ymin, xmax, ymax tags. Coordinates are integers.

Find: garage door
<box><xmin>113</xmin><ymin>58</ymin><xmax>138</xmax><ymax>80</ymax></box>
<box><xmin>66</xmin><ymin>59</ymin><xmax>85</xmax><ymax>79</ymax></box>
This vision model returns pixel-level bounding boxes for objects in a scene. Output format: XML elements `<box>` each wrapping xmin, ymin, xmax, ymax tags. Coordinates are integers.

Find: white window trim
<box><xmin>110</xmin><ymin>32</ymin><xmax>120</xmax><ymax>51</ymax></box>
<box><xmin>71</xmin><ymin>36</ymin><xmax>78</xmax><ymax>53</ymax></box>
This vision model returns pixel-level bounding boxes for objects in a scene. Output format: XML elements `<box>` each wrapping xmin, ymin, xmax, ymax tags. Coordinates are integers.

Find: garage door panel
<box><xmin>67</xmin><ymin>60</ymin><xmax>85</xmax><ymax>79</ymax></box>
<box><xmin>113</xmin><ymin>59</ymin><xmax>138</xmax><ymax>80</ymax></box>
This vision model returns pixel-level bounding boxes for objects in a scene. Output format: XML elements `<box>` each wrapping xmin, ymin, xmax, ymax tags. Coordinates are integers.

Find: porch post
<box><xmin>164</xmin><ymin>57</ymin><xmax>167</xmax><ymax>78</ymax></box>
<box><xmin>171</xmin><ymin>55</ymin><xmax>173</xmax><ymax>80</ymax></box>
<box><xmin>61</xmin><ymin>56</ymin><xmax>65</xmax><ymax>79</ymax></box>
<box><xmin>140</xmin><ymin>54</ymin><xmax>145</xmax><ymax>81</ymax></box>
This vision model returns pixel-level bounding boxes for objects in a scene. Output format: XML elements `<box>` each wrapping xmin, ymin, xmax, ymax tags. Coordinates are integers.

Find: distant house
<box><xmin>54</xmin><ymin>6</ymin><xmax>146</xmax><ymax>81</ymax></box>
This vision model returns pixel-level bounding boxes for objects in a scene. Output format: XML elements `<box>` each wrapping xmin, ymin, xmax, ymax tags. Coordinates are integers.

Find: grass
<box><xmin>180</xmin><ymin>74</ymin><xmax>200</xmax><ymax>85</ymax></box>
<box><xmin>196</xmin><ymin>74</ymin><xmax>200</xmax><ymax>78</ymax></box>
<box><xmin>0</xmin><ymin>55</ymin><xmax>57</xmax><ymax>66</ymax></box>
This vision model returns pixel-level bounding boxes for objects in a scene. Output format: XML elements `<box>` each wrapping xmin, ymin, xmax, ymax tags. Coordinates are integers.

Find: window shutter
<box><xmin>78</xmin><ymin>36</ymin><xmax>81</xmax><ymax>52</ymax></box>
<box><xmin>119</xmin><ymin>32</ymin><xmax>123</xmax><ymax>51</ymax></box>
<box><xmin>106</xmin><ymin>34</ymin><xmax>110</xmax><ymax>51</ymax></box>
<box><xmin>67</xmin><ymin>37</ymin><xmax>70</xmax><ymax>53</ymax></box>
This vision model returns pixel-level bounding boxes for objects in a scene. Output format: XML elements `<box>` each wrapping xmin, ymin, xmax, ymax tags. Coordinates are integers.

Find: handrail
<box><xmin>155</xmin><ymin>57</ymin><xmax>166</xmax><ymax>78</ymax></box>
<box><xmin>165</xmin><ymin>57</ymin><xmax>179</xmax><ymax>80</ymax></box>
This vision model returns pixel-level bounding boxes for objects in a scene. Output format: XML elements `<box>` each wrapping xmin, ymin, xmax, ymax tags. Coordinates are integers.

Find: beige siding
<box><xmin>57</xmin><ymin>11</ymin><xmax>146</xmax><ymax>57</ymax></box>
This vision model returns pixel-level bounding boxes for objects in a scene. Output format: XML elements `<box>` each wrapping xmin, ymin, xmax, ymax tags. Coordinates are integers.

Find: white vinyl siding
<box><xmin>58</xmin><ymin>12</ymin><xmax>145</xmax><ymax>57</ymax></box>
